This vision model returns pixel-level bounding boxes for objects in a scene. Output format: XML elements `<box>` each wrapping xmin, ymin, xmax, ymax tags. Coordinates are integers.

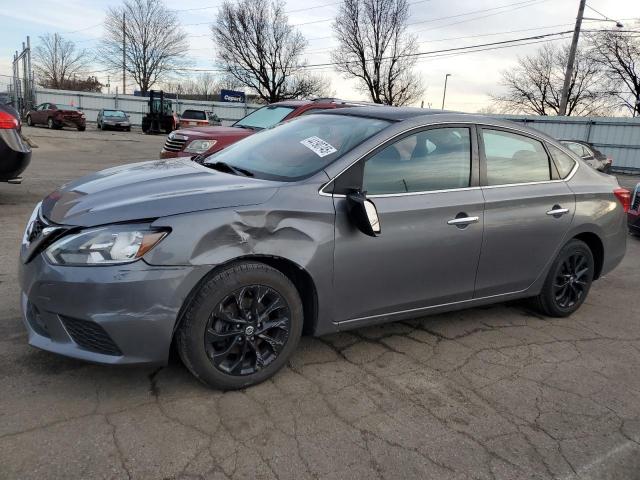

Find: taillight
<box><xmin>614</xmin><ymin>188</ymin><xmax>631</xmax><ymax>213</ymax></box>
<box><xmin>0</xmin><ymin>110</ymin><xmax>19</xmax><ymax>129</ymax></box>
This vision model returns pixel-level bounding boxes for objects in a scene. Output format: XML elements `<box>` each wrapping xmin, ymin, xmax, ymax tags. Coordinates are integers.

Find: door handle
<box><xmin>546</xmin><ymin>207</ymin><xmax>569</xmax><ymax>216</ymax></box>
<box><xmin>447</xmin><ymin>216</ymin><xmax>479</xmax><ymax>226</ymax></box>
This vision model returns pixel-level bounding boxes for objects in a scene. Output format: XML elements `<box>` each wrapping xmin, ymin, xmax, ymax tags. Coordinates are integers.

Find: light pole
<box><xmin>441</xmin><ymin>73</ymin><xmax>451</xmax><ymax>110</ymax></box>
<box><xmin>559</xmin><ymin>1</ymin><xmax>623</xmax><ymax>115</ymax></box>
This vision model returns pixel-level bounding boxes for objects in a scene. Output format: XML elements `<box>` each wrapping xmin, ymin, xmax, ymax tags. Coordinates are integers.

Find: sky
<box><xmin>1</xmin><ymin>0</ymin><xmax>639</xmax><ymax>112</ymax></box>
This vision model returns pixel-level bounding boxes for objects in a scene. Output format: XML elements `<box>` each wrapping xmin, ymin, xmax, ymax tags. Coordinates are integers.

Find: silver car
<box><xmin>97</xmin><ymin>109</ymin><xmax>131</xmax><ymax>131</ymax></box>
<box><xmin>19</xmin><ymin>108</ymin><xmax>628</xmax><ymax>390</ymax></box>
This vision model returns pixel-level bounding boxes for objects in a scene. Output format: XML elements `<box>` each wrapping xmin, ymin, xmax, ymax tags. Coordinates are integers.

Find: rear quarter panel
<box><xmin>566</xmin><ymin>162</ymin><xmax>627</xmax><ymax>276</ymax></box>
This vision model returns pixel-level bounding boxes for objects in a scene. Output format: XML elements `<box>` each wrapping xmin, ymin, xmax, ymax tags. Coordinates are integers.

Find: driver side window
<box><xmin>362</xmin><ymin>127</ymin><xmax>472</xmax><ymax>195</ymax></box>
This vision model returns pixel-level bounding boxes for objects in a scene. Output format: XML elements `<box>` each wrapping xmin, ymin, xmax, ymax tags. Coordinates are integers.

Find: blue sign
<box><xmin>220</xmin><ymin>89</ymin><xmax>246</xmax><ymax>103</ymax></box>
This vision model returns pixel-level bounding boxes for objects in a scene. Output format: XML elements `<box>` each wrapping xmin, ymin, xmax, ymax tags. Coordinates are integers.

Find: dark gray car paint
<box><xmin>42</xmin><ymin>158</ymin><xmax>281</xmax><ymax>226</ymax></box>
<box><xmin>19</xmin><ymin>112</ymin><xmax>627</xmax><ymax>365</ymax></box>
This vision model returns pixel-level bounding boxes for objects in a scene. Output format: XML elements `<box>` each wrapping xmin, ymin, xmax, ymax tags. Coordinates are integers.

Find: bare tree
<box><xmin>588</xmin><ymin>28</ymin><xmax>640</xmax><ymax>117</ymax></box>
<box><xmin>33</xmin><ymin>33</ymin><xmax>90</xmax><ymax>89</ymax></box>
<box><xmin>332</xmin><ymin>0</ymin><xmax>423</xmax><ymax>106</ymax></box>
<box><xmin>212</xmin><ymin>0</ymin><xmax>328</xmax><ymax>103</ymax></box>
<box><xmin>100</xmin><ymin>0</ymin><xmax>189</xmax><ymax>93</ymax></box>
<box><xmin>493</xmin><ymin>43</ymin><xmax>613</xmax><ymax>116</ymax></box>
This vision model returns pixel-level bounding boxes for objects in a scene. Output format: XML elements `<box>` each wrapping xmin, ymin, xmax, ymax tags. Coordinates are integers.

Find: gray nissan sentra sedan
<box><xmin>19</xmin><ymin>107</ymin><xmax>629</xmax><ymax>389</ymax></box>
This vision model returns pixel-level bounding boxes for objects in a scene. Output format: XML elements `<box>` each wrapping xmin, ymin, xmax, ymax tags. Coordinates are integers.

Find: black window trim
<box><xmin>328</xmin><ymin>123</ymin><xmax>480</xmax><ymax>197</ymax></box>
<box><xmin>320</xmin><ymin>120</ymin><xmax>579</xmax><ymax>197</ymax></box>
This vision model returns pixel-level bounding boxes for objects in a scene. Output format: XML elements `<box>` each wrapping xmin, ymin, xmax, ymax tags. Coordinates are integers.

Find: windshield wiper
<box><xmin>234</xmin><ymin>124</ymin><xmax>256</xmax><ymax>130</ymax></box>
<box><xmin>206</xmin><ymin>161</ymin><xmax>254</xmax><ymax>177</ymax></box>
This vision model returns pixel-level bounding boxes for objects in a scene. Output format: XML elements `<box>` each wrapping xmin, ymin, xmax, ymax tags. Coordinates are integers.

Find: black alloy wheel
<box><xmin>533</xmin><ymin>239</ymin><xmax>594</xmax><ymax>317</ymax></box>
<box><xmin>553</xmin><ymin>252</ymin><xmax>589</xmax><ymax>309</ymax></box>
<box><xmin>177</xmin><ymin>262</ymin><xmax>303</xmax><ymax>390</ymax></box>
<box><xmin>204</xmin><ymin>285</ymin><xmax>290</xmax><ymax>376</ymax></box>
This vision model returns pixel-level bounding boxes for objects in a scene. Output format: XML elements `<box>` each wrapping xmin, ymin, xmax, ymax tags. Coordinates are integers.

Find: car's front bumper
<box><xmin>103</xmin><ymin>121</ymin><xmax>131</xmax><ymax>130</ymax></box>
<box><xmin>159</xmin><ymin>149</ymin><xmax>190</xmax><ymax>159</ymax></box>
<box><xmin>19</xmin><ymin>254</ymin><xmax>209</xmax><ymax>365</ymax></box>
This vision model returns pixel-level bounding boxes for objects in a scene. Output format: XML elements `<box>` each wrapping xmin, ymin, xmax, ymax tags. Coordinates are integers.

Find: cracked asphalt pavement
<box><xmin>2</xmin><ymin>127</ymin><xmax>640</xmax><ymax>480</ymax></box>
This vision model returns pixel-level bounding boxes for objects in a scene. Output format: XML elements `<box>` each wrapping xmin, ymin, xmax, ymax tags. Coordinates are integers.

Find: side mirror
<box><xmin>346</xmin><ymin>191</ymin><xmax>381</xmax><ymax>237</ymax></box>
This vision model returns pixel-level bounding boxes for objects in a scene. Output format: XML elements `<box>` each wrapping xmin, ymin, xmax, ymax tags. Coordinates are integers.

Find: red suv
<box><xmin>159</xmin><ymin>99</ymin><xmax>356</xmax><ymax>159</ymax></box>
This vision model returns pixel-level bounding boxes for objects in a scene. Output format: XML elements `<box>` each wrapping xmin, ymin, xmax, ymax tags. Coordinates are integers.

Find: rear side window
<box><xmin>482</xmin><ymin>129</ymin><xmax>551</xmax><ymax>185</ymax></box>
<box><xmin>363</xmin><ymin>127</ymin><xmax>471</xmax><ymax>195</ymax></box>
<box><xmin>548</xmin><ymin>144</ymin><xmax>576</xmax><ymax>178</ymax></box>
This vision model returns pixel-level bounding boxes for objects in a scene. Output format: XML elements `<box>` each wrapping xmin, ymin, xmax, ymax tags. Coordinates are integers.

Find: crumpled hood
<box><xmin>42</xmin><ymin>158</ymin><xmax>280</xmax><ymax>226</ymax></box>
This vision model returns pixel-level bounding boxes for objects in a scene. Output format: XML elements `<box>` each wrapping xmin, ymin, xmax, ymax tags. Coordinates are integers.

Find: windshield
<box><xmin>56</xmin><ymin>104</ymin><xmax>78</xmax><ymax>111</ymax></box>
<box><xmin>234</xmin><ymin>105</ymin><xmax>295</xmax><ymax>130</ymax></box>
<box><xmin>204</xmin><ymin>114</ymin><xmax>390</xmax><ymax>181</ymax></box>
<box><xmin>104</xmin><ymin>110</ymin><xmax>127</xmax><ymax>118</ymax></box>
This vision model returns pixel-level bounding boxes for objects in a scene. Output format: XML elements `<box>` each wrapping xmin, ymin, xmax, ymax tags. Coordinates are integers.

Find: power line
<box><xmin>407</xmin><ymin>0</ymin><xmax>541</xmax><ymax>27</ymax></box>
<box><xmin>299</xmin><ymin>29</ymin><xmax>575</xmax><ymax>69</ymax></box>
<box><xmin>304</xmin><ymin>21</ymin><xmax>577</xmax><ymax>54</ymax></box>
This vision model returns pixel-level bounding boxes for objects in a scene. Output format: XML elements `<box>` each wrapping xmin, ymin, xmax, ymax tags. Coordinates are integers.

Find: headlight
<box><xmin>45</xmin><ymin>225</ymin><xmax>168</xmax><ymax>266</ymax></box>
<box><xmin>184</xmin><ymin>139</ymin><xmax>216</xmax><ymax>154</ymax></box>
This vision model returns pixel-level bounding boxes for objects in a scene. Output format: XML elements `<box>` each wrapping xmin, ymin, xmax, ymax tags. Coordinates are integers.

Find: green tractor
<box><xmin>141</xmin><ymin>90</ymin><xmax>178</xmax><ymax>134</ymax></box>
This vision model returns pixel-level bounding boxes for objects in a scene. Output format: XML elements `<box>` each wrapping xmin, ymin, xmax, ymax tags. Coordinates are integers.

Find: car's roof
<box><xmin>320</xmin><ymin>106</ymin><xmax>565</xmax><ymax>144</ymax></box>
<box><xmin>322</xmin><ymin>105</ymin><xmax>456</xmax><ymax>121</ymax></box>
<box><xmin>560</xmin><ymin>139</ymin><xmax>593</xmax><ymax>146</ymax></box>
<box><xmin>271</xmin><ymin>100</ymin><xmax>312</xmax><ymax>107</ymax></box>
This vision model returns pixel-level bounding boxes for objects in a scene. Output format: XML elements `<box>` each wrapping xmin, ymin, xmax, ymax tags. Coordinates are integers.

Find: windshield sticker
<box><xmin>300</xmin><ymin>136</ymin><xmax>337</xmax><ymax>158</ymax></box>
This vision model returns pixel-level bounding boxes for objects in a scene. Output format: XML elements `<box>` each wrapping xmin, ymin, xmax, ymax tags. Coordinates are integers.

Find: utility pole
<box><xmin>441</xmin><ymin>73</ymin><xmax>451</xmax><ymax>110</ymax></box>
<box><xmin>559</xmin><ymin>0</ymin><xmax>586</xmax><ymax>116</ymax></box>
<box><xmin>122</xmin><ymin>12</ymin><xmax>126</xmax><ymax>95</ymax></box>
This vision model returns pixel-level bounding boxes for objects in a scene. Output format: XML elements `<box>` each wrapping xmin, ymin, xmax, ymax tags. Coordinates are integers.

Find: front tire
<box><xmin>533</xmin><ymin>239</ymin><xmax>594</xmax><ymax>317</ymax></box>
<box><xmin>177</xmin><ymin>262</ymin><xmax>303</xmax><ymax>390</ymax></box>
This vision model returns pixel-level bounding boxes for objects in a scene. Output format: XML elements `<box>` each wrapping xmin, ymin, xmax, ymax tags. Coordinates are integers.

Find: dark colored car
<box><xmin>19</xmin><ymin>108</ymin><xmax>628</xmax><ymax>390</ymax></box>
<box><xmin>629</xmin><ymin>183</ymin><xmax>640</xmax><ymax>235</ymax></box>
<box><xmin>561</xmin><ymin>140</ymin><xmax>612</xmax><ymax>173</ymax></box>
<box><xmin>160</xmin><ymin>99</ymin><xmax>358</xmax><ymax>158</ymax></box>
<box><xmin>26</xmin><ymin>103</ymin><xmax>86</xmax><ymax>131</ymax></box>
<box><xmin>97</xmin><ymin>109</ymin><xmax>131</xmax><ymax>131</ymax></box>
<box><xmin>0</xmin><ymin>104</ymin><xmax>31</xmax><ymax>183</ymax></box>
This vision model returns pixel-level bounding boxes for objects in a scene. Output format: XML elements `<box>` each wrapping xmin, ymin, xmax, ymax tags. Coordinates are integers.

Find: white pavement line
<box><xmin>560</xmin><ymin>440</ymin><xmax>640</xmax><ymax>480</ymax></box>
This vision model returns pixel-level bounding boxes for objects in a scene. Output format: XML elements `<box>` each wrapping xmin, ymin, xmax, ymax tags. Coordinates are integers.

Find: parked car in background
<box><xmin>160</xmin><ymin>98</ymin><xmax>362</xmax><ymax>159</ymax></box>
<box><xmin>178</xmin><ymin>109</ymin><xmax>214</xmax><ymax>129</ymax></box>
<box><xmin>561</xmin><ymin>140</ymin><xmax>612</xmax><ymax>173</ymax></box>
<box><xmin>20</xmin><ymin>108</ymin><xmax>628</xmax><ymax>390</ymax></box>
<box><xmin>97</xmin><ymin>109</ymin><xmax>131</xmax><ymax>131</ymax></box>
<box><xmin>0</xmin><ymin>103</ymin><xmax>31</xmax><ymax>183</ymax></box>
<box><xmin>26</xmin><ymin>103</ymin><xmax>86</xmax><ymax>131</ymax></box>
<box><xmin>628</xmin><ymin>183</ymin><xmax>640</xmax><ymax>235</ymax></box>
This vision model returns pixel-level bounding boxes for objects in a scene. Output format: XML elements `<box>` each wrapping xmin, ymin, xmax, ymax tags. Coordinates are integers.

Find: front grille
<box><xmin>60</xmin><ymin>316</ymin><xmax>122</xmax><ymax>356</ymax></box>
<box><xmin>163</xmin><ymin>136</ymin><xmax>187</xmax><ymax>152</ymax></box>
<box><xmin>632</xmin><ymin>190</ymin><xmax>640</xmax><ymax>211</ymax></box>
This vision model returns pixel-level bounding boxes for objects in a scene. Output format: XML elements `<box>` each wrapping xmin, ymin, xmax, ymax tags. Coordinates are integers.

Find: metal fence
<box><xmin>32</xmin><ymin>87</ymin><xmax>261</xmax><ymax>127</ymax></box>
<box><xmin>496</xmin><ymin>115</ymin><xmax>640</xmax><ymax>173</ymax></box>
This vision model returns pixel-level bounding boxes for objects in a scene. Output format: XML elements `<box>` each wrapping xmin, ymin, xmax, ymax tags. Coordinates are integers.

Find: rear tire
<box><xmin>47</xmin><ymin>117</ymin><xmax>53</xmax><ymax>129</ymax></box>
<box><xmin>26</xmin><ymin>115</ymin><xmax>32</xmax><ymax>126</ymax></box>
<box><xmin>176</xmin><ymin>262</ymin><xmax>303</xmax><ymax>390</ymax></box>
<box><xmin>533</xmin><ymin>239</ymin><xmax>594</xmax><ymax>317</ymax></box>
